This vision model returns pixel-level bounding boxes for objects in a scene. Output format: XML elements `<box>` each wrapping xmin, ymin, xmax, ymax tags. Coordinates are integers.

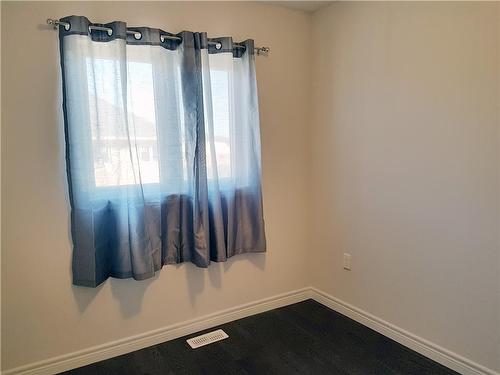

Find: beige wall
<box><xmin>498</xmin><ymin>3</ymin><xmax>500</xmax><ymax>368</ymax></box>
<box><xmin>0</xmin><ymin>2</ymin><xmax>2</xmax><ymax>372</ymax></box>
<box><xmin>3</xmin><ymin>1</ymin><xmax>500</xmax><ymax>373</ymax></box>
<box><xmin>310</xmin><ymin>2</ymin><xmax>500</xmax><ymax>372</ymax></box>
<box><xmin>0</xmin><ymin>2</ymin><xmax>312</xmax><ymax>370</ymax></box>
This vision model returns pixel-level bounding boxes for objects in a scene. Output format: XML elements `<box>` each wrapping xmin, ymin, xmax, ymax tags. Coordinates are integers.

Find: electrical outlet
<box><xmin>343</xmin><ymin>253</ymin><xmax>352</xmax><ymax>270</ymax></box>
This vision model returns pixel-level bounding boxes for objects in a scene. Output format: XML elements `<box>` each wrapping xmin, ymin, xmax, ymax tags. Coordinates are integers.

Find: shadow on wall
<box><xmin>71</xmin><ymin>253</ymin><xmax>266</xmax><ymax>318</ymax></box>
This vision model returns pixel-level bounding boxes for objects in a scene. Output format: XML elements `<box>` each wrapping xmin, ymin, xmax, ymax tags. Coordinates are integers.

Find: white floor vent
<box><xmin>186</xmin><ymin>329</ymin><xmax>229</xmax><ymax>349</ymax></box>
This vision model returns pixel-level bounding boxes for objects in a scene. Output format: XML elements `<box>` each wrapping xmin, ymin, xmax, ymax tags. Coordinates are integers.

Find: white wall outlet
<box><xmin>343</xmin><ymin>253</ymin><xmax>352</xmax><ymax>270</ymax></box>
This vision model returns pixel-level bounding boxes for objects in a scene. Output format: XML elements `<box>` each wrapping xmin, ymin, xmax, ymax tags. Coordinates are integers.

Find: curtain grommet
<box><xmin>88</xmin><ymin>25</ymin><xmax>113</xmax><ymax>37</ymax></box>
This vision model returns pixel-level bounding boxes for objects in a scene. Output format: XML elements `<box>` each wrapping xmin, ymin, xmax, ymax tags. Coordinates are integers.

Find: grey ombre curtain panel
<box><xmin>59</xmin><ymin>16</ymin><xmax>266</xmax><ymax>287</ymax></box>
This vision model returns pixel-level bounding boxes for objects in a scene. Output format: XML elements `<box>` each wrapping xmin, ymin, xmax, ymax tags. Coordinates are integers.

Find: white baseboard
<box><xmin>309</xmin><ymin>287</ymin><xmax>499</xmax><ymax>375</ymax></box>
<box><xmin>3</xmin><ymin>287</ymin><xmax>498</xmax><ymax>375</ymax></box>
<box><xmin>3</xmin><ymin>288</ymin><xmax>311</xmax><ymax>375</ymax></box>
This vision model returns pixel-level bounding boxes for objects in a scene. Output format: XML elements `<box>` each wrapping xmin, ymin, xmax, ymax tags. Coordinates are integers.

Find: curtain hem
<box><xmin>73</xmin><ymin>247</ymin><xmax>266</xmax><ymax>287</ymax></box>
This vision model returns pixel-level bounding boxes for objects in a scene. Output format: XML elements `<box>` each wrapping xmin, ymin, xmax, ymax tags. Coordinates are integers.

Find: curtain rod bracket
<box><xmin>256</xmin><ymin>47</ymin><xmax>270</xmax><ymax>56</ymax></box>
<box><xmin>47</xmin><ymin>18</ymin><xmax>70</xmax><ymax>30</ymax></box>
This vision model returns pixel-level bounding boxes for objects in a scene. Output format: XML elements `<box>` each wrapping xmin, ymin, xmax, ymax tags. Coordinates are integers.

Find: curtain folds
<box><xmin>59</xmin><ymin>16</ymin><xmax>266</xmax><ymax>287</ymax></box>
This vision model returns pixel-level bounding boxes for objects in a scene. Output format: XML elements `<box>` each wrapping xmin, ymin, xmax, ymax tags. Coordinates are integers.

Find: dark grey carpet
<box><xmin>61</xmin><ymin>299</ymin><xmax>458</xmax><ymax>375</ymax></box>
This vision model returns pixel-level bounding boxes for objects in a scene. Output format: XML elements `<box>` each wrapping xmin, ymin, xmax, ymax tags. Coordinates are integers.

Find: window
<box><xmin>210</xmin><ymin>70</ymin><xmax>231</xmax><ymax>180</ymax></box>
<box><xmin>86</xmin><ymin>54</ymin><xmax>233</xmax><ymax>188</ymax></box>
<box><xmin>88</xmin><ymin>58</ymin><xmax>160</xmax><ymax>187</ymax></box>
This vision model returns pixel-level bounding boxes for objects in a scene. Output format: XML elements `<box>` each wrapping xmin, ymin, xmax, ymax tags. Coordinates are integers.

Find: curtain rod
<box><xmin>47</xmin><ymin>18</ymin><xmax>270</xmax><ymax>56</ymax></box>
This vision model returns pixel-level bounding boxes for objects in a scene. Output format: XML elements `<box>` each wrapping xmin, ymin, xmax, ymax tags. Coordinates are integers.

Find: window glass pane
<box><xmin>126</xmin><ymin>61</ymin><xmax>160</xmax><ymax>185</ymax></box>
<box><xmin>209</xmin><ymin>69</ymin><xmax>231</xmax><ymax>180</ymax></box>
<box><xmin>87</xmin><ymin>58</ymin><xmax>160</xmax><ymax>187</ymax></box>
<box><xmin>86</xmin><ymin>51</ymin><xmax>234</xmax><ymax>188</ymax></box>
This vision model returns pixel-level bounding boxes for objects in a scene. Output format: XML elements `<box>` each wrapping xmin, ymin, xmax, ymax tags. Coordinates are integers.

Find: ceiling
<box><xmin>260</xmin><ymin>1</ymin><xmax>333</xmax><ymax>13</ymax></box>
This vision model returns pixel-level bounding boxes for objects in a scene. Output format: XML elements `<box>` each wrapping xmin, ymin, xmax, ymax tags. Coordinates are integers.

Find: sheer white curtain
<box><xmin>60</xmin><ymin>16</ymin><xmax>265</xmax><ymax>287</ymax></box>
